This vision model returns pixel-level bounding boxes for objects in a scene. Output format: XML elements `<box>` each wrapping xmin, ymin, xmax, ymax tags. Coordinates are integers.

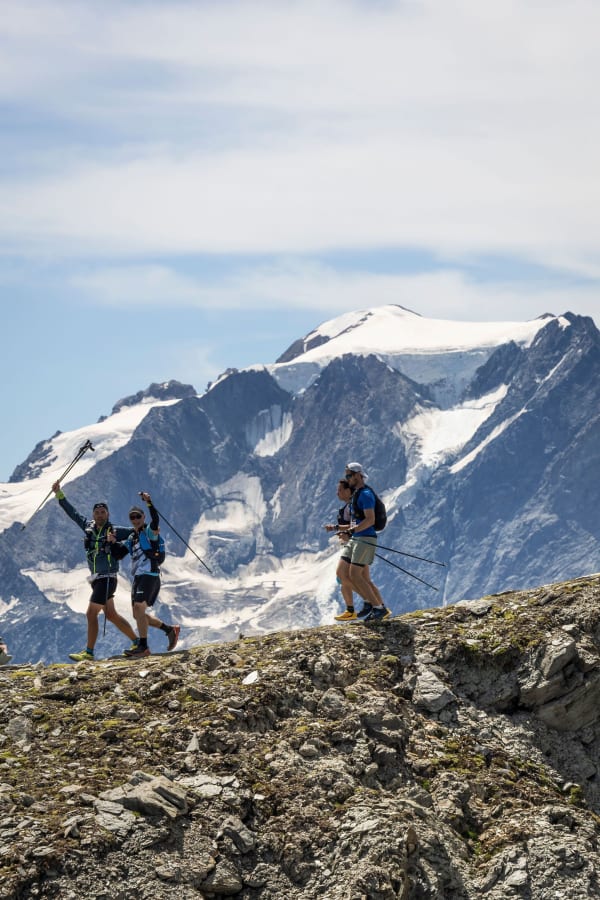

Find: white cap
<box><xmin>345</xmin><ymin>462</ymin><xmax>368</xmax><ymax>479</ymax></box>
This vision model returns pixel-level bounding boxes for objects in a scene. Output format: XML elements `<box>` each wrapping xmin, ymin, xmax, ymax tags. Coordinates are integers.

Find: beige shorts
<box><xmin>340</xmin><ymin>535</ymin><xmax>377</xmax><ymax>567</ymax></box>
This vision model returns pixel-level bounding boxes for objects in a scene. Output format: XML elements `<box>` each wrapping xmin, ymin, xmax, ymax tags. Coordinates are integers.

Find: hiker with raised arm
<box><xmin>107</xmin><ymin>492</ymin><xmax>180</xmax><ymax>658</ymax></box>
<box><xmin>52</xmin><ymin>481</ymin><xmax>139</xmax><ymax>661</ymax></box>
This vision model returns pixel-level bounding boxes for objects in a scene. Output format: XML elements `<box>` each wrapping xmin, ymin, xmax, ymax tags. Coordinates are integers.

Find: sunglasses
<box><xmin>129</xmin><ymin>513</ymin><xmax>143</xmax><ymax>520</ymax></box>
<box><xmin>345</xmin><ymin>471</ymin><xmax>357</xmax><ymax>478</ymax></box>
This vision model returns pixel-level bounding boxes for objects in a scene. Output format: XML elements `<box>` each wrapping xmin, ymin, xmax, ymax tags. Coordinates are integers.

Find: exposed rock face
<box><xmin>108</xmin><ymin>380</ymin><xmax>197</xmax><ymax>417</ymax></box>
<box><xmin>8</xmin><ymin>432</ymin><xmax>62</xmax><ymax>483</ymax></box>
<box><xmin>2</xmin><ymin>574</ymin><xmax>600</xmax><ymax>899</ymax></box>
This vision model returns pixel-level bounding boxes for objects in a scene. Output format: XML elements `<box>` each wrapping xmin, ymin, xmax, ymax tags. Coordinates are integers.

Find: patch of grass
<box><xmin>568</xmin><ymin>785</ymin><xmax>585</xmax><ymax>806</ymax></box>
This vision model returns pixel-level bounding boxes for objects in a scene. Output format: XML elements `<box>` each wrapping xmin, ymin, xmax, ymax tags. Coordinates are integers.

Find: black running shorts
<box><xmin>89</xmin><ymin>577</ymin><xmax>117</xmax><ymax>606</ymax></box>
<box><xmin>131</xmin><ymin>574</ymin><xmax>161</xmax><ymax>607</ymax></box>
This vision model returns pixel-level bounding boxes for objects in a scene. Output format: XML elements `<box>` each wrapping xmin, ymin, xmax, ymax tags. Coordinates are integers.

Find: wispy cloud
<box><xmin>70</xmin><ymin>259</ymin><xmax>600</xmax><ymax>322</ymax></box>
<box><xmin>1</xmin><ymin>0</ymin><xmax>600</xmax><ymax>280</ymax></box>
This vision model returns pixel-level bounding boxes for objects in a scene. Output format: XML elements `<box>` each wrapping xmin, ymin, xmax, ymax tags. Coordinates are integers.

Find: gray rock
<box><xmin>218</xmin><ymin>815</ymin><xmax>256</xmax><ymax>853</ymax></box>
<box><xmin>537</xmin><ymin>672</ymin><xmax>600</xmax><ymax>730</ymax></box>
<box><xmin>413</xmin><ymin>668</ymin><xmax>456</xmax><ymax>712</ymax></box>
<box><xmin>198</xmin><ymin>859</ymin><xmax>243</xmax><ymax>895</ymax></box>
<box><xmin>99</xmin><ymin>773</ymin><xmax>188</xmax><ymax>819</ymax></box>
<box><xmin>541</xmin><ymin>637</ymin><xmax>578</xmax><ymax>678</ymax></box>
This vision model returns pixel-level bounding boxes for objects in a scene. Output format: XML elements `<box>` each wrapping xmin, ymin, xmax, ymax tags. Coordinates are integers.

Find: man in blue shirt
<box><xmin>326</xmin><ymin>478</ymin><xmax>383</xmax><ymax>621</ymax></box>
<box><xmin>338</xmin><ymin>462</ymin><xmax>389</xmax><ymax>622</ymax></box>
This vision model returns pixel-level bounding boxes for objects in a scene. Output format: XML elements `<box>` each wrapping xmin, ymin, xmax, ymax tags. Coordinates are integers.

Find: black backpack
<box><xmin>352</xmin><ymin>485</ymin><xmax>387</xmax><ymax>532</ymax></box>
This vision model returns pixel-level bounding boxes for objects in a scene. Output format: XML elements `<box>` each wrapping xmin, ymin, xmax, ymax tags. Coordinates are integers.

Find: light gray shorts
<box><xmin>340</xmin><ymin>535</ymin><xmax>377</xmax><ymax>567</ymax></box>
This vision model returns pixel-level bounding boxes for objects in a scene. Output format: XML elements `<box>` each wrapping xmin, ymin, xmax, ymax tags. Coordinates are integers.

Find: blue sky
<box><xmin>1</xmin><ymin>0</ymin><xmax>599</xmax><ymax>481</ymax></box>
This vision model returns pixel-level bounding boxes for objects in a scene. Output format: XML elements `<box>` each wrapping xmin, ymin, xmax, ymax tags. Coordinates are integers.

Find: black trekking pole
<box><xmin>332</xmin><ymin>530</ymin><xmax>445</xmax><ymax>568</ymax></box>
<box><xmin>375</xmin><ymin>552</ymin><xmax>439</xmax><ymax>591</ymax></box>
<box><xmin>374</xmin><ymin>543</ymin><xmax>446</xmax><ymax>568</ymax></box>
<box><xmin>21</xmin><ymin>439</ymin><xmax>95</xmax><ymax>531</ymax></box>
<box><xmin>140</xmin><ymin>493</ymin><xmax>212</xmax><ymax>574</ymax></box>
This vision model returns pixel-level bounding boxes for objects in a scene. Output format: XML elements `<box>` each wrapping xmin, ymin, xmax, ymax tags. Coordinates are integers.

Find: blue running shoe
<box><xmin>355</xmin><ymin>603</ymin><xmax>373</xmax><ymax>620</ymax></box>
<box><xmin>363</xmin><ymin>606</ymin><xmax>391</xmax><ymax>623</ymax></box>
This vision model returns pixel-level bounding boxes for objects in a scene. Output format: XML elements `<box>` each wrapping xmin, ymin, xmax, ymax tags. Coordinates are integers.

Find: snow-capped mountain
<box><xmin>269</xmin><ymin>305</ymin><xmax>552</xmax><ymax>402</ymax></box>
<box><xmin>1</xmin><ymin>305</ymin><xmax>598</xmax><ymax>664</ymax></box>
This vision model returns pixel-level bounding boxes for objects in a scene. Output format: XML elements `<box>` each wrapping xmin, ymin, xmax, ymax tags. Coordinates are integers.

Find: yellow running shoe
<box><xmin>69</xmin><ymin>649</ymin><xmax>94</xmax><ymax>662</ymax></box>
<box><xmin>334</xmin><ymin>609</ymin><xmax>358</xmax><ymax>621</ymax></box>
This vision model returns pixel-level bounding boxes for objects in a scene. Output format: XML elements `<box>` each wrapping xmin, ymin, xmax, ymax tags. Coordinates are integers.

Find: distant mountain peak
<box><xmin>105</xmin><ymin>380</ymin><xmax>197</xmax><ymax>419</ymax></box>
<box><xmin>7</xmin><ymin>381</ymin><xmax>198</xmax><ymax>485</ymax></box>
<box><xmin>266</xmin><ymin>304</ymin><xmax>564</xmax><ymax>402</ymax></box>
<box><xmin>276</xmin><ymin>305</ymin><xmax>419</xmax><ymax>363</ymax></box>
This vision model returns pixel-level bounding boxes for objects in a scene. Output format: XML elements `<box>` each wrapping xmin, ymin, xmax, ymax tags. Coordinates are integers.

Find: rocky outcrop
<box><xmin>108</xmin><ymin>380</ymin><xmax>197</xmax><ymax>416</ymax></box>
<box><xmin>2</xmin><ymin>573</ymin><xmax>600</xmax><ymax>898</ymax></box>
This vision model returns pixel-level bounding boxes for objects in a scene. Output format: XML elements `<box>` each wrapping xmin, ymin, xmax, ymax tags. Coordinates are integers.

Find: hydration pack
<box><xmin>83</xmin><ymin>523</ymin><xmax>112</xmax><ymax>553</ymax></box>
<box><xmin>352</xmin><ymin>486</ymin><xmax>387</xmax><ymax>532</ymax></box>
<box><xmin>137</xmin><ymin>529</ymin><xmax>166</xmax><ymax>570</ymax></box>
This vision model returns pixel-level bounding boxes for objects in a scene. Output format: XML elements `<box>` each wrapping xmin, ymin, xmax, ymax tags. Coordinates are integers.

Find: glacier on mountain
<box><xmin>1</xmin><ymin>305</ymin><xmax>598</xmax><ymax>664</ymax></box>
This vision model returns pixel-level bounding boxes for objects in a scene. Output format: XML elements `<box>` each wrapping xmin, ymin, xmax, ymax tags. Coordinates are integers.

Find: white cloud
<box><xmin>1</xmin><ymin>0</ymin><xmax>600</xmax><ymax>279</ymax></box>
<box><xmin>3</xmin><ymin>137</ymin><xmax>600</xmax><ymax>271</ymax></box>
<box><xmin>71</xmin><ymin>259</ymin><xmax>600</xmax><ymax>322</ymax></box>
<box><xmin>156</xmin><ymin>339</ymin><xmax>221</xmax><ymax>391</ymax></box>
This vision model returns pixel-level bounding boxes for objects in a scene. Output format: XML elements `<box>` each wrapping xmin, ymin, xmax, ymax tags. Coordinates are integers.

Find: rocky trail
<box><xmin>2</xmin><ymin>574</ymin><xmax>600</xmax><ymax>898</ymax></box>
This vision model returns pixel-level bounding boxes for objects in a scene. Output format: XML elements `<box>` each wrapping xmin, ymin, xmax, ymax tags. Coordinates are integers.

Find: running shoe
<box><xmin>355</xmin><ymin>603</ymin><xmax>373</xmax><ymax>620</ymax></box>
<box><xmin>167</xmin><ymin>625</ymin><xmax>181</xmax><ymax>651</ymax></box>
<box><xmin>69</xmin><ymin>649</ymin><xmax>94</xmax><ymax>662</ymax></box>
<box><xmin>123</xmin><ymin>645</ymin><xmax>151</xmax><ymax>658</ymax></box>
<box><xmin>363</xmin><ymin>606</ymin><xmax>391</xmax><ymax>623</ymax></box>
<box><xmin>334</xmin><ymin>610</ymin><xmax>357</xmax><ymax>621</ymax></box>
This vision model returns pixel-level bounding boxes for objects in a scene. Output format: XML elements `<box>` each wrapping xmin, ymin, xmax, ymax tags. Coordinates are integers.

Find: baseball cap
<box><xmin>345</xmin><ymin>462</ymin><xmax>367</xmax><ymax>479</ymax></box>
<box><xmin>92</xmin><ymin>502</ymin><xmax>109</xmax><ymax>512</ymax></box>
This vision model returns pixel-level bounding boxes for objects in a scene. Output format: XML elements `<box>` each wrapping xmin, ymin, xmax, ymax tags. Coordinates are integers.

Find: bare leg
<box><xmin>349</xmin><ymin>564</ymin><xmax>382</xmax><ymax>607</ymax></box>
<box><xmin>132</xmin><ymin>602</ymin><xmax>150</xmax><ymax>639</ymax></box>
<box><xmin>336</xmin><ymin>557</ymin><xmax>354</xmax><ymax>608</ymax></box>
<box><xmin>364</xmin><ymin>565</ymin><xmax>384</xmax><ymax>606</ymax></box>
<box><xmin>145</xmin><ymin>612</ymin><xmax>165</xmax><ymax>630</ymax></box>
<box><xmin>85</xmin><ymin>604</ymin><xmax>102</xmax><ymax>650</ymax></box>
<box><xmin>146</xmin><ymin>609</ymin><xmax>179</xmax><ymax>650</ymax></box>
<box><xmin>104</xmin><ymin>597</ymin><xmax>137</xmax><ymax>641</ymax></box>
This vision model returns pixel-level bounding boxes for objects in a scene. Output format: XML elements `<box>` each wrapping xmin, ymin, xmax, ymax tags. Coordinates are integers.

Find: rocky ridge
<box><xmin>2</xmin><ymin>574</ymin><xmax>600</xmax><ymax>899</ymax></box>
